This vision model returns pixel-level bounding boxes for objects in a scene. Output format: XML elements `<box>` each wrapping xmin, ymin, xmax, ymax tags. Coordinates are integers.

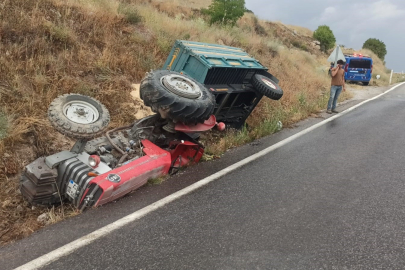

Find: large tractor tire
<box><xmin>251</xmin><ymin>74</ymin><xmax>283</xmax><ymax>100</ymax></box>
<box><xmin>140</xmin><ymin>70</ymin><xmax>215</xmax><ymax>124</ymax></box>
<box><xmin>48</xmin><ymin>94</ymin><xmax>110</xmax><ymax>139</ymax></box>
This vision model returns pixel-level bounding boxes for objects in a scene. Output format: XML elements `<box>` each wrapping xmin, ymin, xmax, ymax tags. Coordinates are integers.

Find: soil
<box><xmin>347</xmin><ymin>84</ymin><xmax>389</xmax><ymax>100</ymax></box>
<box><xmin>266</xmin><ymin>21</ymin><xmax>323</xmax><ymax>57</ymax></box>
<box><xmin>130</xmin><ymin>83</ymin><xmax>154</xmax><ymax>120</ymax></box>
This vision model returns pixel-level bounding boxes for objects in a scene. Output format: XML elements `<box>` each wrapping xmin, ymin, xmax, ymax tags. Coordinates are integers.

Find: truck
<box><xmin>343</xmin><ymin>54</ymin><xmax>373</xmax><ymax>85</ymax></box>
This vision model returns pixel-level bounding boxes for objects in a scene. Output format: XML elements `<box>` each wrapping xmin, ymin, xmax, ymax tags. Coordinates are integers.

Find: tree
<box><xmin>205</xmin><ymin>0</ymin><xmax>246</xmax><ymax>26</ymax></box>
<box><xmin>362</xmin><ymin>38</ymin><xmax>387</xmax><ymax>60</ymax></box>
<box><xmin>313</xmin><ymin>25</ymin><xmax>336</xmax><ymax>52</ymax></box>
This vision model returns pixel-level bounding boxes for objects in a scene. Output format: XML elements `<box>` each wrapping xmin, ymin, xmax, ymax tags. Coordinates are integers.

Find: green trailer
<box><xmin>162</xmin><ymin>40</ymin><xmax>283</xmax><ymax>128</ymax></box>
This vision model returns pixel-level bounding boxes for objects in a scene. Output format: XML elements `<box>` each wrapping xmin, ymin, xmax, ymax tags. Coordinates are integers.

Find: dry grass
<box><xmin>0</xmin><ymin>0</ymin><xmax>160</xmax><ymax>244</ymax></box>
<box><xmin>392</xmin><ymin>73</ymin><xmax>405</xmax><ymax>84</ymax></box>
<box><xmin>285</xmin><ymin>24</ymin><xmax>314</xmax><ymax>37</ymax></box>
<box><xmin>0</xmin><ymin>0</ymin><xmax>362</xmax><ymax>244</ymax></box>
<box><xmin>152</xmin><ymin>0</ymin><xmax>211</xmax><ymax>9</ymax></box>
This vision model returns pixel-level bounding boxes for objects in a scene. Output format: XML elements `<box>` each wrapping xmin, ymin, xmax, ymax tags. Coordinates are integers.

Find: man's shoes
<box><xmin>332</xmin><ymin>110</ymin><xmax>339</xmax><ymax>113</ymax></box>
<box><xmin>326</xmin><ymin>110</ymin><xmax>332</xmax><ymax>114</ymax></box>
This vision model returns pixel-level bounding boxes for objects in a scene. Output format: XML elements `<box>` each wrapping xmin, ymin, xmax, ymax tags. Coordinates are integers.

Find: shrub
<box><xmin>43</xmin><ymin>21</ymin><xmax>76</xmax><ymax>46</ymax></box>
<box><xmin>292</xmin><ymin>41</ymin><xmax>308</xmax><ymax>52</ymax></box>
<box><xmin>0</xmin><ymin>112</ymin><xmax>8</xmax><ymax>140</ymax></box>
<box><xmin>313</xmin><ymin>25</ymin><xmax>336</xmax><ymax>52</ymax></box>
<box><xmin>205</xmin><ymin>0</ymin><xmax>245</xmax><ymax>26</ymax></box>
<box><xmin>118</xmin><ymin>3</ymin><xmax>143</xmax><ymax>24</ymax></box>
<box><xmin>362</xmin><ymin>38</ymin><xmax>387</xmax><ymax>60</ymax></box>
<box><xmin>267</xmin><ymin>40</ymin><xmax>282</xmax><ymax>56</ymax></box>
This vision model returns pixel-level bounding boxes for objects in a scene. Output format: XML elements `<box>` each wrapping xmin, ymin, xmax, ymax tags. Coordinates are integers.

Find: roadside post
<box><xmin>389</xmin><ymin>70</ymin><xmax>394</xmax><ymax>85</ymax></box>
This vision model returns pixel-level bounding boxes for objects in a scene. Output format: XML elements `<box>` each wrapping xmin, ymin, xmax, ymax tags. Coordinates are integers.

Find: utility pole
<box><xmin>389</xmin><ymin>70</ymin><xmax>394</xmax><ymax>85</ymax></box>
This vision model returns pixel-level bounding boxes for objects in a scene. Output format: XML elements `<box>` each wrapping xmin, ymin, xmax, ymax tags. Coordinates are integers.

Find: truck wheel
<box><xmin>48</xmin><ymin>94</ymin><xmax>110</xmax><ymax>139</ymax></box>
<box><xmin>252</xmin><ymin>74</ymin><xmax>283</xmax><ymax>100</ymax></box>
<box><xmin>362</xmin><ymin>82</ymin><xmax>369</xmax><ymax>86</ymax></box>
<box><xmin>140</xmin><ymin>70</ymin><xmax>215</xmax><ymax>124</ymax></box>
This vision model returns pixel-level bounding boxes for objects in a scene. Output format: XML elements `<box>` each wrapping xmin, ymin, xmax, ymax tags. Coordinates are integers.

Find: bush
<box><xmin>0</xmin><ymin>112</ymin><xmax>7</xmax><ymax>140</ymax></box>
<box><xmin>205</xmin><ymin>0</ymin><xmax>245</xmax><ymax>26</ymax></box>
<box><xmin>266</xmin><ymin>40</ymin><xmax>282</xmax><ymax>56</ymax></box>
<box><xmin>292</xmin><ymin>41</ymin><xmax>308</xmax><ymax>52</ymax></box>
<box><xmin>362</xmin><ymin>38</ymin><xmax>387</xmax><ymax>60</ymax></box>
<box><xmin>313</xmin><ymin>25</ymin><xmax>336</xmax><ymax>52</ymax></box>
<box><xmin>43</xmin><ymin>21</ymin><xmax>76</xmax><ymax>46</ymax></box>
<box><xmin>118</xmin><ymin>3</ymin><xmax>142</xmax><ymax>24</ymax></box>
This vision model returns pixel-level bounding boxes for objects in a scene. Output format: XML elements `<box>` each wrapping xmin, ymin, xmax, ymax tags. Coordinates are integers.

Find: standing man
<box><xmin>327</xmin><ymin>59</ymin><xmax>346</xmax><ymax>114</ymax></box>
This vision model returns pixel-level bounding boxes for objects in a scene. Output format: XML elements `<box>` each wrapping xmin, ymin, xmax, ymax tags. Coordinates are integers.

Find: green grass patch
<box><xmin>0</xmin><ymin>112</ymin><xmax>8</xmax><ymax>140</ymax></box>
<box><xmin>94</xmin><ymin>63</ymin><xmax>114</xmax><ymax>83</ymax></box>
<box><xmin>204</xmin><ymin>91</ymin><xmax>331</xmax><ymax>157</ymax></box>
<box><xmin>156</xmin><ymin>30</ymin><xmax>175</xmax><ymax>54</ymax></box>
<box><xmin>266</xmin><ymin>40</ymin><xmax>282</xmax><ymax>55</ymax></box>
<box><xmin>139</xmin><ymin>52</ymin><xmax>159</xmax><ymax>71</ymax></box>
<box><xmin>292</xmin><ymin>40</ymin><xmax>309</xmax><ymax>52</ymax></box>
<box><xmin>43</xmin><ymin>21</ymin><xmax>75</xmax><ymax>46</ymax></box>
<box><xmin>250</xmin><ymin>119</ymin><xmax>282</xmax><ymax>138</ymax></box>
<box><xmin>298</xmin><ymin>92</ymin><xmax>307</xmax><ymax>106</ymax></box>
<box><xmin>148</xmin><ymin>175</ymin><xmax>168</xmax><ymax>185</ymax></box>
<box><xmin>74</xmin><ymin>83</ymin><xmax>95</xmax><ymax>97</ymax></box>
<box><xmin>118</xmin><ymin>3</ymin><xmax>143</xmax><ymax>25</ymax></box>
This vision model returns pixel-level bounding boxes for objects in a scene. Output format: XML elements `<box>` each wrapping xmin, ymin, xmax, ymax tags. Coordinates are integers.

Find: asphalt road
<box><xmin>2</xmin><ymin>83</ymin><xmax>405</xmax><ymax>269</ymax></box>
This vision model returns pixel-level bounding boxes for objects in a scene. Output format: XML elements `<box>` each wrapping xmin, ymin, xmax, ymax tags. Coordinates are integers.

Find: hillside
<box><xmin>0</xmin><ymin>0</ymin><xmax>392</xmax><ymax>244</ymax></box>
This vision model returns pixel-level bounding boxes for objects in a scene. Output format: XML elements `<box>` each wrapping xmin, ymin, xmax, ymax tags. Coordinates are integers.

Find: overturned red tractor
<box><xmin>20</xmin><ymin>41</ymin><xmax>283</xmax><ymax>210</ymax></box>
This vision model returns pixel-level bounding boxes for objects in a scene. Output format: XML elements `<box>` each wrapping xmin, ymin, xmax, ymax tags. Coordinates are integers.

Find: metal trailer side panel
<box><xmin>163</xmin><ymin>40</ymin><xmax>268</xmax><ymax>80</ymax></box>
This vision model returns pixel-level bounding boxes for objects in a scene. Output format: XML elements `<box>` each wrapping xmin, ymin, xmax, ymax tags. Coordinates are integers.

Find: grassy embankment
<box><xmin>0</xmin><ymin>0</ymin><xmax>392</xmax><ymax>244</ymax></box>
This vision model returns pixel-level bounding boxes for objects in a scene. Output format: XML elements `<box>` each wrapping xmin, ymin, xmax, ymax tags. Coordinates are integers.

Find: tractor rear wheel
<box><xmin>140</xmin><ymin>70</ymin><xmax>215</xmax><ymax>124</ymax></box>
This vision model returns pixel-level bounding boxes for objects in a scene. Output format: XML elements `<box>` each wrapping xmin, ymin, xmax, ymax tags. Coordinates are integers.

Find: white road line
<box><xmin>14</xmin><ymin>82</ymin><xmax>405</xmax><ymax>270</ymax></box>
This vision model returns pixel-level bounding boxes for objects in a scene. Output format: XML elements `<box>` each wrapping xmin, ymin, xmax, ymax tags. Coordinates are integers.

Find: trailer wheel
<box><xmin>362</xmin><ymin>82</ymin><xmax>369</xmax><ymax>86</ymax></box>
<box><xmin>252</xmin><ymin>74</ymin><xmax>283</xmax><ymax>100</ymax></box>
<box><xmin>140</xmin><ymin>70</ymin><xmax>215</xmax><ymax>124</ymax></box>
<box><xmin>48</xmin><ymin>94</ymin><xmax>110</xmax><ymax>139</ymax></box>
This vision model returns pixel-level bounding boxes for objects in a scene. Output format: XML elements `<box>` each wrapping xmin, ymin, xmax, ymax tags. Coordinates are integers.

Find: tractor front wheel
<box><xmin>48</xmin><ymin>94</ymin><xmax>110</xmax><ymax>139</ymax></box>
<box><xmin>251</xmin><ymin>74</ymin><xmax>283</xmax><ymax>100</ymax></box>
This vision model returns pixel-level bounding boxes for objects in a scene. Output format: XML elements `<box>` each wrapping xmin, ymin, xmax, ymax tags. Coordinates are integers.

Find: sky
<box><xmin>245</xmin><ymin>0</ymin><xmax>405</xmax><ymax>71</ymax></box>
